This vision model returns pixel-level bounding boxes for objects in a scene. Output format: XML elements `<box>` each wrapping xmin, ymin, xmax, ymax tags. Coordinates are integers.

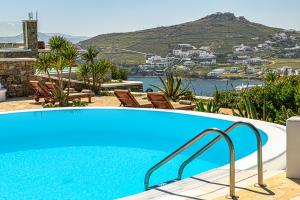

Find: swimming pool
<box><xmin>0</xmin><ymin>108</ymin><xmax>277</xmax><ymax>199</ymax></box>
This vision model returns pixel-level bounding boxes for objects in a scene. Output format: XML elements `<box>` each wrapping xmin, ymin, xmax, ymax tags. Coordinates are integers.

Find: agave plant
<box><xmin>195</xmin><ymin>100</ymin><xmax>220</xmax><ymax>113</ymax></box>
<box><xmin>233</xmin><ymin>97</ymin><xmax>271</xmax><ymax>121</ymax></box>
<box><xmin>151</xmin><ymin>73</ymin><xmax>190</xmax><ymax>101</ymax></box>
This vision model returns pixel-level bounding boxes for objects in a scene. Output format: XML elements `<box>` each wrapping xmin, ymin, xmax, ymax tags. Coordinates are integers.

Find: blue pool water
<box><xmin>0</xmin><ymin>109</ymin><xmax>268</xmax><ymax>200</ymax></box>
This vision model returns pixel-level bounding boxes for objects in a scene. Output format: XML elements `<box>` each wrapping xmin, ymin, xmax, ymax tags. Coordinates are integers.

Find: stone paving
<box><xmin>0</xmin><ymin>95</ymin><xmax>233</xmax><ymax>114</ymax></box>
<box><xmin>216</xmin><ymin>172</ymin><xmax>300</xmax><ymax>200</ymax></box>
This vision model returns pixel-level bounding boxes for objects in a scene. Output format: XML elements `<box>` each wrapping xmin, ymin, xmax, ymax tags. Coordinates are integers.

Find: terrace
<box><xmin>0</xmin><ymin>14</ymin><xmax>300</xmax><ymax>200</ymax></box>
<box><xmin>0</xmin><ymin>96</ymin><xmax>298</xmax><ymax>199</ymax></box>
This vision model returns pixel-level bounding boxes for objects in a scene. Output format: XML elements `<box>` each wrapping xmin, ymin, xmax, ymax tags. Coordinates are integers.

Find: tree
<box><xmin>81</xmin><ymin>47</ymin><xmax>99</xmax><ymax>91</ymax></box>
<box><xmin>34</xmin><ymin>52</ymin><xmax>53</xmax><ymax>81</ymax></box>
<box><xmin>90</xmin><ymin>60</ymin><xmax>111</xmax><ymax>93</ymax></box>
<box><xmin>34</xmin><ymin>36</ymin><xmax>78</xmax><ymax>106</ymax></box>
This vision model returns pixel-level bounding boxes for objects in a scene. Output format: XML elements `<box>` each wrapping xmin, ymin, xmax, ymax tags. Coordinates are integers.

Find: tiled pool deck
<box><xmin>0</xmin><ymin>96</ymin><xmax>299</xmax><ymax>199</ymax></box>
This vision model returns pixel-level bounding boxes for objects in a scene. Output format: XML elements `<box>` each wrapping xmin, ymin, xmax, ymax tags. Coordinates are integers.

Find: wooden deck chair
<box><xmin>114</xmin><ymin>90</ymin><xmax>152</xmax><ymax>108</ymax></box>
<box><xmin>44</xmin><ymin>82</ymin><xmax>95</xmax><ymax>103</ymax></box>
<box><xmin>29</xmin><ymin>81</ymin><xmax>52</xmax><ymax>103</ymax></box>
<box><xmin>147</xmin><ymin>92</ymin><xmax>195</xmax><ymax>110</ymax></box>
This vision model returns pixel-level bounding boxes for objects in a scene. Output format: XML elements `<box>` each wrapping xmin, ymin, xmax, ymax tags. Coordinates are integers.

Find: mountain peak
<box><xmin>201</xmin><ymin>12</ymin><xmax>249</xmax><ymax>22</ymax></box>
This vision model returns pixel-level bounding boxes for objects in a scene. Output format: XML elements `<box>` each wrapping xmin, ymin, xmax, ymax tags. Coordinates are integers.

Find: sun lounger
<box><xmin>29</xmin><ymin>81</ymin><xmax>52</xmax><ymax>103</ymax></box>
<box><xmin>147</xmin><ymin>92</ymin><xmax>195</xmax><ymax>110</ymax></box>
<box><xmin>44</xmin><ymin>82</ymin><xmax>95</xmax><ymax>103</ymax></box>
<box><xmin>114</xmin><ymin>90</ymin><xmax>153</xmax><ymax>108</ymax></box>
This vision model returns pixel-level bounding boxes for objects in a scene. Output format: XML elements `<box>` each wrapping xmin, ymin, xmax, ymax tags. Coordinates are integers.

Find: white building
<box><xmin>273</xmin><ymin>32</ymin><xmax>288</xmax><ymax>41</ymax></box>
<box><xmin>207</xmin><ymin>68</ymin><xmax>225</xmax><ymax>77</ymax></box>
<box><xmin>230</xmin><ymin>67</ymin><xmax>239</xmax><ymax>73</ymax></box>
<box><xmin>172</xmin><ymin>43</ymin><xmax>217</xmax><ymax>65</ymax></box>
<box><xmin>146</xmin><ymin>55</ymin><xmax>175</xmax><ymax>67</ymax></box>
<box><xmin>198</xmin><ymin>51</ymin><xmax>217</xmax><ymax>65</ymax></box>
<box><xmin>256</xmin><ymin>43</ymin><xmax>273</xmax><ymax>51</ymax></box>
<box><xmin>245</xmin><ymin>67</ymin><xmax>255</xmax><ymax>74</ymax></box>
<box><xmin>174</xmin><ymin>65</ymin><xmax>190</xmax><ymax>71</ymax></box>
<box><xmin>284</xmin><ymin>45</ymin><xmax>300</xmax><ymax>51</ymax></box>
<box><xmin>277</xmin><ymin>67</ymin><xmax>294</xmax><ymax>76</ymax></box>
<box><xmin>199</xmin><ymin>46</ymin><xmax>211</xmax><ymax>51</ymax></box>
<box><xmin>183</xmin><ymin>61</ymin><xmax>195</xmax><ymax>67</ymax></box>
<box><xmin>233</xmin><ymin>44</ymin><xmax>253</xmax><ymax>53</ymax></box>
<box><xmin>246</xmin><ymin>57</ymin><xmax>264</xmax><ymax>65</ymax></box>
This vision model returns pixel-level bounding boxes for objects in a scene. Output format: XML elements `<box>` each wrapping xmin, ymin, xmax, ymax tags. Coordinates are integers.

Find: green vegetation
<box><xmin>213</xmin><ymin>72</ymin><xmax>300</xmax><ymax>124</ymax></box>
<box><xmin>98</xmin><ymin>51</ymin><xmax>145</xmax><ymax>65</ymax></box>
<box><xmin>111</xmin><ymin>65</ymin><xmax>128</xmax><ymax>80</ymax></box>
<box><xmin>35</xmin><ymin>36</ymin><xmax>80</xmax><ymax>107</ymax></box>
<box><xmin>78</xmin><ymin>47</ymin><xmax>127</xmax><ymax>93</ymax></box>
<box><xmin>195</xmin><ymin>100</ymin><xmax>220</xmax><ymax>113</ymax></box>
<box><xmin>79</xmin><ymin>13</ymin><xmax>283</xmax><ymax>64</ymax></box>
<box><xmin>265</xmin><ymin>58</ymin><xmax>300</xmax><ymax>68</ymax></box>
<box><xmin>151</xmin><ymin>73</ymin><xmax>191</xmax><ymax>101</ymax></box>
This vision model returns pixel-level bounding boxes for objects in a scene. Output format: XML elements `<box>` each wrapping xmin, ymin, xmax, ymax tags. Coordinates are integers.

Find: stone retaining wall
<box><xmin>36</xmin><ymin>75</ymin><xmax>143</xmax><ymax>92</ymax></box>
<box><xmin>0</xmin><ymin>58</ymin><xmax>36</xmax><ymax>97</ymax></box>
<box><xmin>0</xmin><ymin>43</ymin><xmax>24</xmax><ymax>48</ymax></box>
<box><xmin>0</xmin><ymin>49</ymin><xmax>35</xmax><ymax>58</ymax></box>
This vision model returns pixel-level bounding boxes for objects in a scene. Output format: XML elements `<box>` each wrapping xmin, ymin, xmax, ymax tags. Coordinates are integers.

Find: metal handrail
<box><xmin>177</xmin><ymin>121</ymin><xmax>265</xmax><ymax>187</ymax></box>
<box><xmin>144</xmin><ymin>128</ymin><xmax>237</xmax><ymax>198</ymax></box>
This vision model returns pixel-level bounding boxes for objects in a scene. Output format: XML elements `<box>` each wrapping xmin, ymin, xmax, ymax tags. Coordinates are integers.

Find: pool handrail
<box><xmin>144</xmin><ymin>128</ymin><xmax>237</xmax><ymax>199</ymax></box>
<box><xmin>177</xmin><ymin>121</ymin><xmax>265</xmax><ymax>187</ymax></box>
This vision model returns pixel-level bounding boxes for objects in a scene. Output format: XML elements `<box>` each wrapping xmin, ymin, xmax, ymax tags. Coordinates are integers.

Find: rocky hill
<box><xmin>79</xmin><ymin>12</ymin><xmax>284</xmax><ymax>59</ymax></box>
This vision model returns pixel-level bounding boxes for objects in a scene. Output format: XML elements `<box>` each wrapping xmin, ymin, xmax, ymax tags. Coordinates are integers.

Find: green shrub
<box><xmin>98</xmin><ymin>91</ymin><xmax>112</xmax><ymax>96</ymax></box>
<box><xmin>179</xmin><ymin>90</ymin><xmax>196</xmax><ymax>101</ymax></box>
<box><xmin>111</xmin><ymin>65</ymin><xmax>128</xmax><ymax>80</ymax></box>
<box><xmin>72</xmin><ymin>99</ymin><xmax>88</xmax><ymax>107</ymax></box>
<box><xmin>217</xmin><ymin>73</ymin><xmax>300</xmax><ymax>125</ymax></box>
<box><xmin>213</xmin><ymin>89</ymin><xmax>240</xmax><ymax>108</ymax></box>
<box><xmin>195</xmin><ymin>100</ymin><xmax>220</xmax><ymax>113</ymax></box>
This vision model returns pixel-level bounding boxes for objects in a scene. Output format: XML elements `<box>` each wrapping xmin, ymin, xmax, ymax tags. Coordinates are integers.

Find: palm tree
<box><xmin>34</xmin><ymin>52</ymin><xmax>53</xmax><ymax>81</ymax></box>
<box><xmin>81</xmin><ymin>47</ymin><xmax>99</xmax><ymax>64</ymax></box>
<box><xmin>34</xmin><ymin>36</ymin><xmax>80</xmax><ymax>106</ymax></box>
<box><xmin>81</xmin><ymin>47</ymin><xmax>99</xmax><ymax>91</ymax></box>
<box><xmin>77</xmin><ymin>62</ymin><xmax>91</xmax><ymax>88</ymax></box>
<box><xmin>48</xmin><ymin>36</ymin><xmax>68</xmax><ymax>53</ymax></box>
<box><xmin>61</xmin><ymin>43</ymin><xmax>78</xmax><ymax>95</ymax></box>
<box><xmin>90</xmin><ymin>60</ymin><xmax>110</xmax><ymax>93</ymax></box>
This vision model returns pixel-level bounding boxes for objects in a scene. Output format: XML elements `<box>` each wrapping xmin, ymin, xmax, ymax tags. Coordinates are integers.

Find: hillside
<box><xmin>79</xmin><ymin>12</ymin><xmax>286</xmax><ymax>64</ymax></box>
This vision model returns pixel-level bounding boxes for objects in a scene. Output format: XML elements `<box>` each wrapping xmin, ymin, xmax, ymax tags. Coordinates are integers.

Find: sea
<box><xmin>128</xmin><ymin>76</ymin><xmax>263</xmax><ymax>97</ymax></box>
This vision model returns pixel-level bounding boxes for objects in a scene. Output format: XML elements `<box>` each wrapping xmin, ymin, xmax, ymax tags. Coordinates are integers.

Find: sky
<box><xmin>0</xmin><ymin>0</ymin><xmax>300</xmax><ymax>37</ymax></box>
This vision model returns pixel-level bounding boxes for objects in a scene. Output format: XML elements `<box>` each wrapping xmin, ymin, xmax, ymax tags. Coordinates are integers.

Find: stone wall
<box><xmin>23</xmin><ymin>20</ymin><xmax>38</xmax><ymax>55</ymax></box>
<box><xmin>0</xmin><ymin>58</ymin><xmax>36</xmax><ymax>97</ymax></box>
<box><xmin>0</xmin><ymin>43</ymin><xmax>24</xmax><ymax>48</ymax></box>
<box><xmin>0</xmin><ymin>49</ymin><xmax>35</xmax><ymax>58</ymax></box>
<box><xmin>36</xmin><ymin>75</ymin><xmax>144</xmax><ymax>92</ymax></box>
